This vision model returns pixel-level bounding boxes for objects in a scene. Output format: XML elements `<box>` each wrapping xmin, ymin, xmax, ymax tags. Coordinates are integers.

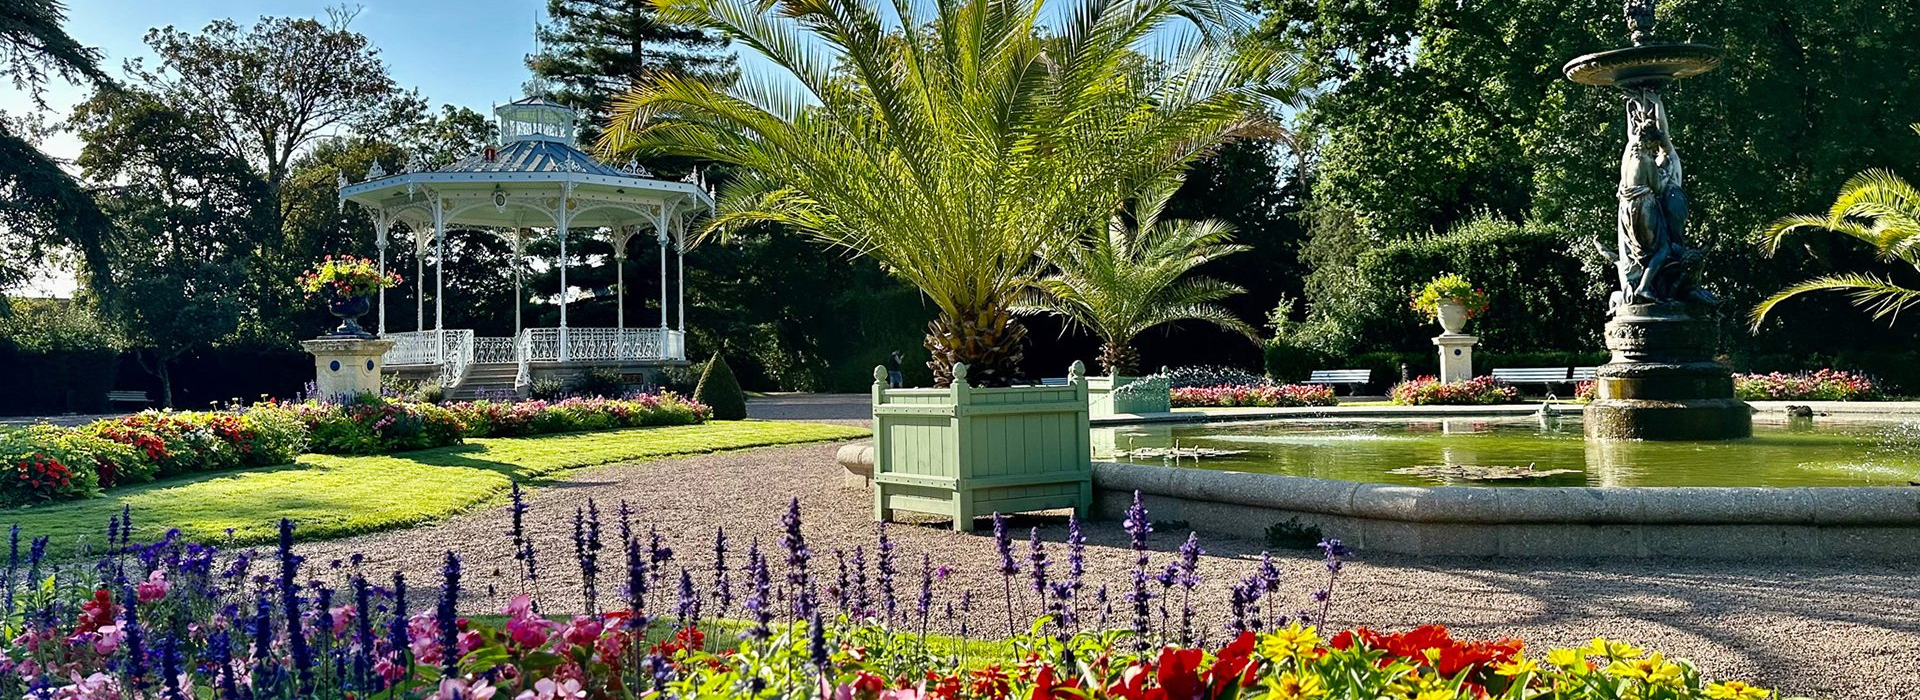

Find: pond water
<box><xmin>1094</xmin><ymin>415</ymin><xmax>1920</xmax><ymax>487</ymax></box>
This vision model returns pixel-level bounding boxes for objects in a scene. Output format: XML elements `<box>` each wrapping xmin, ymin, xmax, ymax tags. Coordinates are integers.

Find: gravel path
<box><xmin>298</xmin><ymin>441</ymin><xmax>1920</xmax><ymax>699</ymax></box>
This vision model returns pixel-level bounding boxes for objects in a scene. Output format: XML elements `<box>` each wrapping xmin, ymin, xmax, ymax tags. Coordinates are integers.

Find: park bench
<box><xmin>1304</xmin><ymin>369</ymin><xmax>1371</xmax><ymax>395</ymax></box>
<box><xmin>1490</xmin><ymin>367</ymin><xmax>1601</xmax><ymax>397</ymax></box>
<box><xmin>106</xmin><ymin>390</ymin><xmax>151</xmax><ymax>407</ymax></box>
<box><xmin>1038</xmin><ymin>377</ymin><xmax>1070</xmax><ymax>386</ymax></box>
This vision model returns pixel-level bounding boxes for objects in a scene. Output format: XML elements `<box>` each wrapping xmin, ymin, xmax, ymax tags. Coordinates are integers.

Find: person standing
<box><xmin>886</xmin><ymin>349</ymin><xmax>906</xmax><ymax>388</ymax></box>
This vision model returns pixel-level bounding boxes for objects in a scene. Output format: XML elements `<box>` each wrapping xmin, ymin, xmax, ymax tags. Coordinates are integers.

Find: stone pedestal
<box><xmin>1432</xmin><ymin>334</ymin><xmax>1479</xmax><ymax>383</ymax></box>
<box><xmin>301</xmin><ymin>337</ymin><xmax>396</xmax><ymax>402</ymax></box>
<box><xmin>1584</xmin><ymin>303</ymin><xmax>1751</xmax><ymax>440</ymax></box>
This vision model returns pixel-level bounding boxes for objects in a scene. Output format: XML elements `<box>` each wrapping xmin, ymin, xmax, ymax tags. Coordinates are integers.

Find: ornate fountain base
<box><xmin>1584</xmin><ymin>303</ymin><xmax>1751</xmax><ymax>440</ymax></box>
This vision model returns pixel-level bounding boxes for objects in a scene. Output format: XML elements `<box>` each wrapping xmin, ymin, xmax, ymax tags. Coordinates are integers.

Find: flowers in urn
<box><xmin>298</xmin><ymin>255</ymin><xmax>401</xmax><ymax>338</ymax></box>
<box><xmin>1410</xmin><ymin>273</ymin><xmax>1489</xmax><ymax>334</ymax></box>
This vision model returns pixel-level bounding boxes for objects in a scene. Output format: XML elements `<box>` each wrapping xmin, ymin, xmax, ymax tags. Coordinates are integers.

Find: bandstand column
<box><xmin>616</xmin><ymin>238</ymin><xmax>627</xmax><ymax>334</ymax></box>
<box><xmin>558</xmin><ymin>193</ymin><xmax>571</xmax><ymax>362</ymax></box>
<box><xmin>375</xmin><ymin>217</ymin><xmax>390</xmax><ymax>337</ymax></box>
<box><xmin>513</xmin><ymin>229</ymin><xmax>524</xmax><ymax>340</ymax></box>
<box><xmin>657</xmin><ymin>230</ymin><xmax>669</xmax><ymax>333</ymax></box>
<box><xmin>432</xmin><ymin>194</ymin><xmax>446</xmax><ymax>363</ymax></box>
<box><xmin>415</xmin><ymin>229</ymin><xmax>425</xmax><ymax>333</ymax></box>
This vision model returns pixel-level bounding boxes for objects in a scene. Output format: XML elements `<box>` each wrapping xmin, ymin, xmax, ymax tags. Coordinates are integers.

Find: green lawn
<box><xmin>4</xmin><ymin>421</ymin><xmax>868</xmax><ymax>554</ymax></box>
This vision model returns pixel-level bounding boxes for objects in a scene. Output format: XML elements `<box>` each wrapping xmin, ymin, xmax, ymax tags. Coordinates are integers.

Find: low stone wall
<box><xmin>1091</xmin><ymin>462</ymin><xmax>1920</xmax><ymax>560</ymax></box>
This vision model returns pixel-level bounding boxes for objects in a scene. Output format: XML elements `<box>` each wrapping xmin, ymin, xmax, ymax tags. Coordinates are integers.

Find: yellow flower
<box><xmin>1261</xmin><ymin>622</ymin><xmax>1322</xmax><ymax>660</ymax></box>
<box><xmin>1267</xmin><ymin>671</ymin><xmax>1328</xmax><ymax>700</ymax></box>
<box><xmin>1605</xmin><ymin>653</ymin><xmax>1683</xmax><ymax>686</ymax></box>
<box><xmin>1546</xmin><ymin>648</ymin><xmax>1589</xmax><ymax>671</ymax></box>
<box><xmin>1587</xmin><ymin>637</ymin><xmax>1644</xmax><ymax>659</ymax></box>
<box><xmin>1707</xmin><ymin>681</ymin><xmax>1772</xmax><ymax>700</ymax></box>
<box><xmin>1412</xmin><ymin>691</ymin><xmax>1459</xmax><ymax>700</ymax></box>
<box><xmin>1494</xmin><ymin>654</ymin><xmax>1541</xmax><ymax>677</ymax></box>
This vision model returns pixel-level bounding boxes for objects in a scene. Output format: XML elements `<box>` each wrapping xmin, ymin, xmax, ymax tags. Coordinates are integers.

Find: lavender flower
<box><xmin>676</xmin><ymin>567</ymin><xmax>700</xmax><ymax>628</ymax></box>
<box><xmin>1027</xmin><ymin>527</ymin><xmax>1050</xmax><ymax>597</ymax></box>
<box><xmin>648</xmin><ymin>525</ymin><xmax>673</xmax><ymax>590</ymax></box>
<box><xmin>781</xmin><ymin>497</ymin><xmax>814</xmax><ymax>619</ymax></box>
<box><xmin>742</xmin><ymin>539</ymin><xmax>772</xmax><ymax>641</ymax></box>
<box><xmin>991</xmin><ymin>513</ymin><xmax>1018</xmax><ymax>637</ymax></box>
<box><xmin>807</xmin><ymin>610</ymin><xmax>828</xmax><ymax>669</ymax></box>
<box><xmin>1123</xmin><ymin>491</ymin><xmax>1152</xmax><ymax>550</ymax></box>
<box><xmin>1122</xmin><ymin>493</ymin><xmax>1153</xmax><ymax>648</ymax></box>
<box><xmin>572</xmin><ymin>502</ymin><xmax>603</xmax><ymax>612</ymax></box>
<box><xmin>386</xmin><ymin>572</ymin><xmax>408</xmax><ymax>670</ymax></box>
<box><xmin>625</xmin><ymin>536</ymin><xmax>649</xmax><ymax>631</ymax></box>
<box><xmin>1316</xmin><ymin>538</ymin><xmax>1350</xmax><ymax>627</ymax></box>
<box><xmin>1066</xmin><ymin>515</ymin><xmax>1086</xmax><ymax>590</ymax></box>
<box><xmin>915</xmin><ymin>553</ymin><xmax>934</xmax><ymax>634</ymax></box>
<box><xmin>121</xmin><ymin>584</ymin><xmax>148</xmax><ymax>689</ymax></box>
<box><xmin>437</xmin><ymin>551</ymin><xmax>462</xmax><ymax>678</ymax></box>
<box><xmin>832</xmin><ymin>549</ymin><xmax>850</xmax><ymax>614</ymax></box>
<box><xmin>851</xmin><ymin>546</ymin><xmax>871</xmax><ymax>618</ymax></box>
<box><xmin>509</xmin><ymin>481</ymin><xmax>540</xmax><ymax>590</ymax></box>
<box><xmin>876</xmin><ymin>523</ymin><xmax>898</xmax><ymax>625</ymax></box>
<box><xmin>277</xmin><ymin>519</ymin><xmax>314</xmax><ymax>693</ymax></box>
<box><xmin>1176</xmin><ymin>531</ymin><xmax>1204</xmax><ymax>644</ymax></box>
<box><xmin>712</xmin><ymin>527</ymin><xmax>733</xmax><ymax>616</ymax></box>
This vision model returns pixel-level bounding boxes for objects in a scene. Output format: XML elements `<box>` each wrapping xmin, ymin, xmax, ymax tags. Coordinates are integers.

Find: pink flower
<box><xmin>502</xmin><ymin>594</ymin><xmax>557</xmax><ymax>649</ymax></box>
<box><xmin>560</xmin><ymin>615</ymin><xmax>603</xmax><ymax>648</ymax></box>
<box><xmin>91</xmin><ymin>625</ymin><xmax>122</xmax><ymax>655</ymax></box>
<box><xmin>514</xmin><ymin>677</ymin><xmax>586</xmax><ymax>700</ymax></box>
<box><xmin>373</xmin><ymin>653</ymin><xmax>409</xmax><ymax>684</ymax></box>
<box><xmin>433</xmin><ymin>677</ymin><xmax>498</xmax><ymax>700</ymax></box>
<box><xmin>136</xmin><ymin>569</ymin><xmax>171</xmax><ymax>604</ymax></box>
<box><xmin>331</xmin><ymin>604</ymin><xmax>356</xmax><ymax>637</ymax></box>
<box><xmin>53</xmin><ymin>672</ymin><xmax>124</xmax><ymax>700</ymax></box>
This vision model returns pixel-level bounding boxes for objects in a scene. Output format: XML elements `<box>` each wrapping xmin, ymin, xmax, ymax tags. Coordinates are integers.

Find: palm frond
<box><xmin>1749</xmin><ymin>273</ymin><xmax>1920</xmax><ymax>331</ymax></box>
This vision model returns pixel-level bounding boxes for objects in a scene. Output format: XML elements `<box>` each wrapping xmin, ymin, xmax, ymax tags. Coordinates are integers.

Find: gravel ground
<box><xmin>299</xmin><ymin>441</ymin><xmax>1920</xmax><ymax>699</ymax></box>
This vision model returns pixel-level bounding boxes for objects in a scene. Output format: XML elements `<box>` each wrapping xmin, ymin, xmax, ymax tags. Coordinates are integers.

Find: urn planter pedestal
<box><xmin>870</xmin><ymin>362</ymin><xmax>1093</xmax><ymax>531</ymax></box>
<box><xmin>1432</xmin><ymin>302</ymin><xmax>1479</xmax><ymax>383</ymax></box>
<box><xmin>302</xmin><ymin>337</ymin><xmax>396</xmax><ymax>402</ymax></box>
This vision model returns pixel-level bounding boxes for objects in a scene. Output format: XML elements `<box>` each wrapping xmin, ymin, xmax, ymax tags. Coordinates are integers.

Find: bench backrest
<box><xmin>1038</xmin><ymin>377</ymin><xmax>1070</xmax><ymax>387</ymax></box>
<box><xmin>1305</xmin><ymin>369</ymin><xmax>1371</xmax><ymax>383</ymax></box>
<box><xmin>1490</xmin><ymin>368</ymin><xmax>1574</xmax><ymax>382</ymax></box>
<box><xmin>106</xmin><ymin>390</ymin><xmax>149</xmax><ymax>401</ymax></box>
<box><xmin>1570</xmin><ymin>366</ymin><xmax>1599</xmax><ymax>381</ymax></box>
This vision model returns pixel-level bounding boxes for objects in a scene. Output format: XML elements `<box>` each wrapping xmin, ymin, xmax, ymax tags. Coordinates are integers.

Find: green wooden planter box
<box><xmin>1089</xmin><ymin>375</ymin><xmax>1171</xmax><ymax>417</ymax></box>
<box><xmin>871</xmin><ymin>361</ymin><xmax>1093</xmax><ymax>531</ymax></box>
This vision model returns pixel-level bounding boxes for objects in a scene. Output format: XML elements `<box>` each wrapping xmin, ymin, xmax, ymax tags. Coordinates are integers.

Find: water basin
<box><xmin>1094</xmin><ymin>415</ymin><xmax>1920</xmax><ymax>487</ymax></box>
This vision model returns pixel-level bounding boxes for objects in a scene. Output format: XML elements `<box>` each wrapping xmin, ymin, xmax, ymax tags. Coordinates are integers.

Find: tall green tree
<box><xmin>1263</xmin><ymin>0</ymin><xmax>1920</xmax><ymax>356</ymax></box>
<box><xmin>72</xmin><ymin>88</ymin><xmax>266</xmax><ymax>406</ymax></box>
<box><xmin>0</xmin><ymin>0</ymin><xmax>111</xmax><ymax>294</ymax></box>
<box><xmin>602</xmin><ymin>0</ymin><xmax>1290</xmax><ymax>386</ymax></box>
<box><xmin>127</xmin><ymin>9</ymin><xmax>412</xmax><ymax>342</ymax></box>
<box><xmin>1020</xmin><ymin>180</ymin><xmax>1258</xmax><ymax>375</ymax></box>
<box><xmin>528</xmin><ymin>0</ymin><xmax>735</xmax><ymax>143</ymax></box>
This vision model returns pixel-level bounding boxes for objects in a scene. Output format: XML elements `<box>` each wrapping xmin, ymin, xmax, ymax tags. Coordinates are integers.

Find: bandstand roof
<box><xmin>338</xmin><ymin>96</ymin><xmax>713</xmax><ymax>233</ymax></box>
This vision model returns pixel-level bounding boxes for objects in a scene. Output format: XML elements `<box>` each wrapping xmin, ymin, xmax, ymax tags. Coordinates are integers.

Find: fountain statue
<box><xmin>1565</xmin><ymin>0</ymin><xmax>1752</xmax><ymax>440</ymax></box>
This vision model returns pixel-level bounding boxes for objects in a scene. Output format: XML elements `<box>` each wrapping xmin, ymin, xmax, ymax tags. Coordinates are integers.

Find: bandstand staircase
<box><xmin>447</xmin><ymin>363</ymin><xmax>522</xmax><ymax>401</ymax></box>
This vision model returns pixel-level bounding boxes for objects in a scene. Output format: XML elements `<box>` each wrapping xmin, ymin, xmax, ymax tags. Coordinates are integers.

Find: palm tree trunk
<box><xmin>1097</xmin><ymin>341</ymin><xmax>1139</xmax><ymax>377</ymax></box>
<box><xmin>923</xmin><ymin>306</ymin><xmax>1027</xmax><ymax>387</ymax></box>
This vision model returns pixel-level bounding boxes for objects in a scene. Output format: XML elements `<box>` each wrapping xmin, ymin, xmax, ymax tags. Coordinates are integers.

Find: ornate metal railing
<box><xmin>474</xmin><ymin>337</ymin><xmax>518</xmax><ymax>364</ymax></box>
<box><xmin>383</xmin><ymin>331</ymin><xmax>442</xmax><ymax>366</ymax></box>
<box><xmin>386</xmin><ymin>327</ymin><xmax>683</xmax><ymax>387</ymax></box>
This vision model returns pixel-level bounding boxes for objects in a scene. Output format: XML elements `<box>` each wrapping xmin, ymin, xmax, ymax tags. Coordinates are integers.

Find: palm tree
<box><xmin>599</xmin><ymin>0</ymin><xmax>1289</xmax><ymax>385</ymax></box>
<box><xmin>1751</xmin><ymin>125</ymin><xmax>1920</xmax><ymax>331</ymax></box>
<box><xmin>1018</xmin><ymin>179</ymin><xmax>1256</xmax><ymax>375</ymax></box>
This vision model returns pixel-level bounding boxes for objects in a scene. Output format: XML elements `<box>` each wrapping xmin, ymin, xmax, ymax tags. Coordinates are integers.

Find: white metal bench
<box><xmin>1039</xmin><ymin>377</ymin><xmax>1070</xmax><ymax>387</ymax></box>
<box><xmin>105</xmin><ymin>390</ymin><xmax>151</xmax><ymax>407</ymax></box>
<box><xmin>1303</xmin><ymin>369</ymin><xmax>1371</xmax><ymax>394</ymax></box>
<box><xmin>1490</xmin><ymin>367</ymin><xmax>1600</xmax><ymax>398</ymax></box>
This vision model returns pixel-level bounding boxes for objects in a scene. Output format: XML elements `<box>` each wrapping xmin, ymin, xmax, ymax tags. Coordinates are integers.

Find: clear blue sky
<box><xmin>6</xmin><ymin>0</ymin><xmax>553</xmax><ymax>164</ymax></box>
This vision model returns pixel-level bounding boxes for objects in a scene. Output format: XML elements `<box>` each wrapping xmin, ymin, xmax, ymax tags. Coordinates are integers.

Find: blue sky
<box><xmin>6</xmin><ymin>0</ymin><xmax>554</xmax><ymax>164</ymax></box>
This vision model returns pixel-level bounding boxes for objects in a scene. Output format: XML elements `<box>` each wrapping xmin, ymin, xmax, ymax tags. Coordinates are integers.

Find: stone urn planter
<box><xmin>869</xmin><ymin>361</ymin><xmax>1092</xmax><ymax>530</ymax></box>
<box><xmin>326</xmin><ymin>294</ymin><xmax>375</xmax><ymax>339</ymax></box>
<box><xmin>1436</xmin><ymin>301</ymin><xmax>1469</xmax><ymax>334</ymax></box>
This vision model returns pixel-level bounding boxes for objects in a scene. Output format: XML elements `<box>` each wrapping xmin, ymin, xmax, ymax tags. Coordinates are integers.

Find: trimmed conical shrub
<box><xmin>693</xmin><ymin>353</ymin><xmax>748</xmax><ymax>420</ymax></box>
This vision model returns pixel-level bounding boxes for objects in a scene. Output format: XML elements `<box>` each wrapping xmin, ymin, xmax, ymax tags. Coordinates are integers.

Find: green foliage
<box><xmin>528</xmin><ymin>0</ymin><xmax>736</xmax><ymax>145</ymax></box>
<box><xmin>445</xmin><ymin>394</ymin><xmax>709</xmax><ymax>438</ymax></box>
<box><xmin>1019</xmin><ymin>180</ymin><xmax>1259</xmax><ymax>375</ymax></box>
<box><xmin>2</xmin><ymin>421</ymin><xmax>869</xmax><ymax>550</ymax></box>
<box><xmin>528</xmin><ymin>377</ymin><xmax>570</xmax><ymax>401</ymax></box>
<box><xmin>602</xmin><ymin>0</ymin><xmax>1291</xmax><ymax>384</ymax></box>
<box><xmin>294</xmin><ymin>395</ymin><xmax>467</xmax><ymax>455</ymax></box>
<box><xmin>1267</xmin><ymin>0</ymin><xmax>1920</xmax><ymax>355</ymax></box>
<box><xmin>694</xmin><ymin>353</ymin><xmax>747</xmax><ymax>421</ymax></box>
<box><xmin>1292</xmin><ymin>215</ymin><xmax>1604</xmax><ymax>358</ymax></box>
<box><xmin>1264</xmin><ymin>517</ymin><xmax>1324</xmax><ymax>550</ymax></box>
<box><xmin>1752</xmin><ymin>132</ymin><xmax>1920</xmax><ymax>329</ymax></box>
<box><xmin>0</xmin><ymin>299</ymin><xmax>119</xmax><ymax>416</ymax></box>
<box><xmin>572</xmin><ymin>367</ymin><xmax>629</xmax><ymax>399</ymax></box>
<box><xmin>0</xmin><ymin>426</ymin><xmax>103</xmax><ymax>505</ymax></box>
<box><xmin>0</xmin><ymin>0</ymin><xmax>110</xmax><ymax>293</ymax></box>
<box><xmin>1261</xmin><ymin>340</ymin><xmax>1327</xmax><ymax>383</ymax></box>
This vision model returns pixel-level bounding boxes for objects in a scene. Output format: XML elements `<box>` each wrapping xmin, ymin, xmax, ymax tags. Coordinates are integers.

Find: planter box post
<box><xmin>871</xmin><ymin>361</ymin><xmax>1093</xmax><ymax>531</ymax></box>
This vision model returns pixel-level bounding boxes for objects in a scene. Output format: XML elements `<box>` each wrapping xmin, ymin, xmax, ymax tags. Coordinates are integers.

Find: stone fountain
<box><xmin>1566</xmin><ymin>0</ymin><xmax>1751</xmax><ymax>440</ymax></box>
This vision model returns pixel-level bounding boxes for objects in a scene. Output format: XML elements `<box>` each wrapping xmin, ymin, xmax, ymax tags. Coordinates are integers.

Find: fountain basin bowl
<box><xmin>1564</xmin><ymin>43</ymin><xmax>1721</xmax><ymax>86</ymax></box>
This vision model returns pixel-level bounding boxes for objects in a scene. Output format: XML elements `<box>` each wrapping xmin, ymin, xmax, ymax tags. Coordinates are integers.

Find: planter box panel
<box><xmin>870</xmin><ymin>363</ymin><xmax>1094</xmax><ymax>530</ymax></box>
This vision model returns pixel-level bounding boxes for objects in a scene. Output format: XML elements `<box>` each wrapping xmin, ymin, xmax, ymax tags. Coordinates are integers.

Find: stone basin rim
<box><xmin>1562</xmin><ymin>43</ymin><xmax>1723</xmax><ymax>86</ymax></box>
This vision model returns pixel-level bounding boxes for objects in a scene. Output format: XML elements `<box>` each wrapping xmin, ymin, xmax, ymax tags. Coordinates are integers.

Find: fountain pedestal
<box><xmin>1585</xmin><ymin>303</ymin><xmax>1750</xmax><ymax>440</ymax></box>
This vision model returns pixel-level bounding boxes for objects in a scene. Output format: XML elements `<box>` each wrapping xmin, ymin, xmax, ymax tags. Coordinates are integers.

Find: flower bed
<box><xmin>1171</xmin><ymin>384</ymin><xmax>1338</xmax><ymax>408</ymax></box>
<box><xmin>0</xmin><ymin>495</ymin><xmax>1779</xmax><ymax>700</ymax></box>
<box><xmin>0</xmin><ymin>392</ymin><xmax>709</xmax><ymax>504</ymax></box>
<box><xmin>1390</xmin><ymin>375</ymin><xmax>1522</xmax><ymax>405</ymax></box>
<box><xmin>1734</xmin><ymin>370</ymin><xmax>1882</xmax><ymax>401</ymax></box>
